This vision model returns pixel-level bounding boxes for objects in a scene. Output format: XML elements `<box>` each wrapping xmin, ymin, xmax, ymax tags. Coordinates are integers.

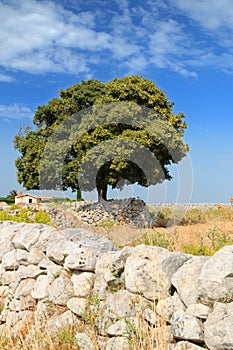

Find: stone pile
<box><xmin>0</xmin><ymin>221</ymin><xmax>232</xmax><ymax>349</ymax></box>
<box><xmin>73</xmin><ymin>198</ymin><xmax>152</xmax><ymax>227</ymax></box>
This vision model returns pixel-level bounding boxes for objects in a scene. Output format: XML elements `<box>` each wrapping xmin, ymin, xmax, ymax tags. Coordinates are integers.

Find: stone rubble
<box><xmin>0</xmin><ymin>220</ymin><xmax>232</xmax><ymax>349</ymax></box>
<box><xmin>73</xmin><ymin>198</ymin><xmax>153</xmax><ymax>227</ymax></box>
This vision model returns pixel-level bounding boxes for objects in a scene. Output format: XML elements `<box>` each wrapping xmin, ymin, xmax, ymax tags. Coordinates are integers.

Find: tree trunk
<box><xmin>76</xmin><ymin>188</ymin><xmax>82</xmax><ymax>201</ymax></box>
<box><xmin>97</xmin><ymin>183</ymin><xmax>107</xmax><ymax>202</ymax></box>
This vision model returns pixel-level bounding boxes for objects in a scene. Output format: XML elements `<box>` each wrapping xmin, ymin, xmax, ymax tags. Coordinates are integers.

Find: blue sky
<box><xmin>0</xmin><ymin>0</ymin><xmax>233</xmax><ymax>203</ymax></box>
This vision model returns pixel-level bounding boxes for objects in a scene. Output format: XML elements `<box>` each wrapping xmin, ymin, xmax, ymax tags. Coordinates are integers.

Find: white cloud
<box><xmin>0</xmin><ymin>104</ymin><xmax>33</xmax><ymax>120</ymax></box>
<box><xmin>0</xmin><ymin>0</ymin><xmax>199</xmax><ymax>78</ymax></box>
<box><xmin>172</xmin><ymin>0</ymin><xmax>233</xmax><ymax>31</ymax></box>
<box><xmin>0</xmin><ymin>0</ymin><xmax>111</xmax><ymax>74</ymax></box>
<box><xmin>0</xmin><ymin>72</ymin><xmax>14</xmax><ymax>82</ymax></box>
<box><xmin>148</xmin><ymin>19</ymin><xmax>198</xmax><ymax>77</ymax></box>
<box><xmin>1</xmin><ymin>0</ymin><xmax>233</xmax><ymax>79</ymax></box>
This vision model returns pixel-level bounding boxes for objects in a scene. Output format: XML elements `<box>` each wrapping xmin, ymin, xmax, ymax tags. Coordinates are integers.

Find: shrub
<box><xmin>207</xmin><ymin>227</ymin><xmax>233</xmax><ymax>251</ymax></box>
<box><xmin>0</xmin><ymin>197</ymin><xmax>14</xmax><ymax>205</ymax></box>
<box><xmin>182</xmin><ymin>208</ymin><xmax>206</xmax><ymax>225</ymax></box>
<box><xmin>157</xmin><ymin>207</ymin><xmax>173</xmax><ymax>220</ymax></box>
<box><xmin>206</xmin><ymin>207</ymin><xmax>233</xmax><ymax>221</ymax></box>
<box><xmin>33</xmin><ymin>210</ymin><xmax>51</xmax><ymax>225</ymax></box>
<box><xmin>0</xmin><ymin>208</ymin><xmax>52</xmax><ymax>225</ymax></box>
<box><xmin>0</xmin><ymin>211</ymin><xmax>12</xmax><ymax>221</ymax></box>
<box><xmin>182</xmin><ymin>243</ymin><xmax>214</xmax><ymax>256</ymax></box>
<box><xmin>14</xmin><ymin>208</ymin><xmax>32</xmax><ymax>223</ymax></box>
<box><xmin>132</xmin><ymin>231</ymin><xmax>175</xmax><ymax>250</ymax></box>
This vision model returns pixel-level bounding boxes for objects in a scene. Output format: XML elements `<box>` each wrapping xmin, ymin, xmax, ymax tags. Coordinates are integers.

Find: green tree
<box><xmin>7</xmin><ymin>189</ymin><xmax>17</xmax><ymax>201</ymax></box>
<box><xmin>14</xmin><ymin>76</ymin><xmax>188</xmax><ymax>201</ymax></box>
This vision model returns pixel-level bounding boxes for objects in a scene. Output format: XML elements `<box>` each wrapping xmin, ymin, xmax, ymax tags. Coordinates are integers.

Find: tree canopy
<box><xmin>14</xmin><ymin>76</ymin><xmax>189</xmax><ymax>200</ymax></box>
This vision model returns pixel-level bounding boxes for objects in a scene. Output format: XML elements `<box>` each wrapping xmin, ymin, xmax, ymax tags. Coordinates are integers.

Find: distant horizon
<box><xmin>3</xmin><ymin>188</ymin><xmax>232</xmax><ymax>206</ymax></box>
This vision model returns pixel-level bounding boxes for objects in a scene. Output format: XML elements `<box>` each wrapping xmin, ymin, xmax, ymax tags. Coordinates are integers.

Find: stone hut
<box><xmin>15</xmin><ymin>191</ymin><xmax>54</xmax><ymax>205</ymax></box>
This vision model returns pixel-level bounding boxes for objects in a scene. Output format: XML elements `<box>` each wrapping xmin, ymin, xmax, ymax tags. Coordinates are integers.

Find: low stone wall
<box><xmin>0</xmin><ymin>221</ymin><xmax>232</xmax><ymax>349</ymax></box>
<box><xmin>73</xmin><ymin>198</ymin><xmax>153</xmax><ymax>227</ymax></box>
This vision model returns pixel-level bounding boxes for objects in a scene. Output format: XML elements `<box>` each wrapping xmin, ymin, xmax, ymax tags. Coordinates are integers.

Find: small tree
<box><xmin>7</xmin><ymin>190</ymin><xmax>17</xmax><ymax>201</ymax></box>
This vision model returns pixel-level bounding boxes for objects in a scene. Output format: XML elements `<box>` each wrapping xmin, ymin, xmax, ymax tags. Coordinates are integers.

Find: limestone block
<box><xmin>15</xmin><ymin>278</ymin><xmax>35</xmax><ymax>299</ymax></box>
<box><xmin>197</xmin><ymin>245</ymin><xmax>233</xmax><ymax>305</ymax></box>
<box><xmin>67</xmin><ymin>297</ymin><xmax>87</xmax><ymax>316</ymax></box>
<box><xmin>156</xmin><ymin>293</ymin><xmax>186</xmax><ymax>322</ymax></box>
<box><xmin>75</xmin><ymin>333</ymin><xmax>95</xmax><ymax>350</ymax></box>
<box><xmin>46</xmin><ymin>232</ymin><xmax>76</xmax><ymax>264</ymax></box>
<box><xmin>48</xmin><ymin>273</ymin><xmax>74</xmax><ymax>306</ymax></box>
<box><xmin>170</xmin><ymin>309</ymin><xmax>204</xmax><ymax>343</ymax></box>
<box><xmin>46</xmin><ymin>310</ymin><xmax>81</xmax><ymax>332</ymax></box>
<box><xmin>186</xmin><ymin>304</ymin><xmax>211</xmax><ymax>320</ymax></box>
<box><xmin>71</xmin><ymin>271</ymin><xmax>95</xmax><ymax>297</ymax></box>
<box><xmin>12</xmin><ymin>223</ymin><xmax>43</xmax><ymax>251</ymax></box>
<box><xmin>31</xmin><ymin>275</ymin><xmax>50</xmax><ymax>300</ymax></box>
<box><xmin>64</xmin><ymin>247</ymin><xmax>97</xmax><ymax>271</ymax></box>
<box><xmin>27</xmin><ymin>248</ymin><xmax>46</xmax><ymax>265</ymax></box>
<box><xmin>105</xmin><ymin>337</ymin><xmax>131</xmax><ymax>350</ymax></box>
<box><xmin>93</xmin><ymin>247</ymin><xmax>133</xmax><ymax>300</ymax></box>
<box><xmin>169</xmin><ymin>341</ymin><xmax>205</xmax><ymax>349</ymax></box>
<box><xmin>171</xmin><ymin>256</ymin><xmax>209</xmax><ymax>307</ymax></box>
<box><xmin>2</xmin><ymin>249</ymin><xmax>29</xmax><ymax>270</ymax></box>
<box><xmin>125</xmin><ymin>245</ymin><xmax>191</xmax><ymax>300</ymax></box>
<box><xmin>204</xmin><ymin>302</ymin><xmax>233</xmax><ymax>350</ymax></box>
<box><xmin>17</xmin><ymin>264</ymin><xmax>43</xmax><ymax>280</ymax></box>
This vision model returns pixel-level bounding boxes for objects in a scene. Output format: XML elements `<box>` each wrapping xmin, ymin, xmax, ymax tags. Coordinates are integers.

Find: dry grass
<box><xmin>67</xmin><ymin>206</ymin><xmax>233</xmax><ymax>253</ymax></box>
<box><xmin>0</xmin><ymin>316</ymin><xmax>80</xmax><ymax>350</ymax></box>
<box><xmin>93</xmin><ymin>208</ymin><xmax>233</xmax><ymax>255</ymax></box>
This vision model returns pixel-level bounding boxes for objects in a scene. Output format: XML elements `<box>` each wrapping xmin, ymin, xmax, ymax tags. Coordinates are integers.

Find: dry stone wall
<box><xmin>73</xmin><ymin>198</ymin><xmax>153</xmax><ymax>227</ymax></box>
<box><xmin>0</xmin><ymin>221</ymin><xmax>232</xmax><ymax>349</ymax></box>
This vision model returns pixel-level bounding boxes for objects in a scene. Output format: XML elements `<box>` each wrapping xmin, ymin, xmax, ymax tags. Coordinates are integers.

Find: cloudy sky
<box><xmin>0</xmin><ymin>0</ymin><xmax>233</xmax><ymax>203</ymax></box>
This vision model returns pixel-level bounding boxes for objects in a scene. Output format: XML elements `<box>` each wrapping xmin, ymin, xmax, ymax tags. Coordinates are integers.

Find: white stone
<box><xmin>28</xmin><ymin>248</ymin><xmax>46</xmax><ymax>265</ymax></box>
<box><xmin>106</xmin><ymin>337</ymin><xmax>131</xmax><ymax>350</ymax></box>
<box><xmin>12</xmin><ymin>223</ymin><xmax>43</xmax><ymax>251</ymax></box>
<box><xmin>64</xmin><ymin>247</ymin><xmax>97</xmax><ymax>271</ymax></box>
<box><xmin>62</xmin><ymin>227</ymin><xmax>117</xmax><ymax>251</ymax></box>
<box><xmin>67</xmin><ymin>297</ymin><xmax>87</xmax><ymax>316</ymax></box>
<box><xmin>15</xmin><ymin>278</ymin><xmax>35</xmax><ymax>299</ymax></box>
<box><xmin>48</xmin><ymin>273</ymin><xmax>74</xmax><ymax>306</ymax></box>
<box><xmin>75</xmin><ymin>333</ymin><xmax>95</xmax><ymax>350</ymax></box>
<box><xmin>186</xmin><ymin>304</ymin><xmax>211</xmax><ymax>319</ymax></box>
<box><xmin>107</xmin><ymin>319</ymin><xmax>128</xmax><ymax>336</ymax></box>
<box><xmin>1</xmin><ymin>270</ymin><xmax>18</xmax><ymax>285</ymax></box>
<box><xmin>38</xmin><ymin>257</ymin><xmax>63</xmax><ymax>282</ymax></box>
<box><xmin>46</xmin><ymin>232</ymin><xmax>77</xmax><ymax>263</ymax></box>
<box><xmin>17</xmin><ymin>264</ymin><xmax>43</xmax><ymax>280</ymax></box>
<box><xmin>125</xmin><ymin>245</ymin><xmax>190</xmax><ymax>300</ymax></box>
<box><xmin>169</xmin><ymin>341</ymin><xmax>205</xmax><ymax>349</ymax></box>
<box><xmin>171</xmin><ymin>256</ymin><xmax>209</xmax><ymax>307</ymax></box>
<box><xmin>71</xmin><ymin>271</ymin><xmax>95</xmax><ymax>297</ymax></box>
<box><xmin>197</xmin><ymin>245</ymin><xmax>233</xmax><ymax>305</ymax></box>
<box><xmin>0</xmin><ymin>223</ymin><xmax>16</xmax><ymax>260</ymax></box>
<box><xmin>9</xmin><ymin>295</ymin><xmax>35</xmax><ymax>311</ymax></box>
<box><xmin>93</xmin><ymin>247</ymin><xmax>133</xmax><ymax>300</ymax></box>
<box><xmin>104</xmin><ymin>290</ymin><xmax>136</xmax><ymax>319</ymax></box>
<box><xmin>156</xmin><ymin>293</ymin><xmax>186</xmax><ymax>322</ymax></box>
<box><xmin>31</xmin><ymin>275</ymin><xmax>50</xmax><ymax>299</ymax></box>
<box><xmin>204</xmin><ymin>302</ymin><xmax>233</xmax><ymax>350</ymax></box>
<box><xmin>1</xmin><ymin>249</ymin><xmax>29</xmax><ymax>270</ymax></box>
<box><xmin>35</xmin><ymin>226</ymin><xmax>57</xmax><ymax>251</ymax></box>
<box><xmin>170</xmin><ymin>309</ymin><xmax>204</xmax><ymax>343</ymax></box>
<box><xmin>46</xmin><ymin>310</ymin><xmax>81</xmax><ymax>332</ymax></box>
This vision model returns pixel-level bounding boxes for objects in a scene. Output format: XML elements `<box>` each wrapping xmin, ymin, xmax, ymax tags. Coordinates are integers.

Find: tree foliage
<box><xmin>14</xmin><ymin>76</ymin><xmax>188</xmax><ymax>200</ymax></box>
